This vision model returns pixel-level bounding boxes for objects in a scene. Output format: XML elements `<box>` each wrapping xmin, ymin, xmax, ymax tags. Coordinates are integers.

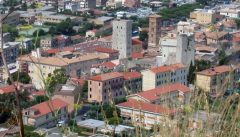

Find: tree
<box><xmin>56</xmin><ymin>18</ymin><xmax>75</xmax><ymax>35</ymax></box>
<box><xmin>48</xmin><ymin>26</ymin><xmax>57</xmax><ymax>36</ymax></box>
<box><xmin>108</xmin><ymin>117</ymin><xmax>123</xmax><ymax>125</ymax></box>
<box><xmin>139</xmin><ymin>31</ymin><xmax>148</xmax><ymax>41</ymax></box>
<box><xmin>219</xmin><ymin>50</ymin><xmax>229</xmax><ymax>65</ymax></box>
<box><xmin>2</xmin><ymin>24</ymin><xmax>19</xmax><ymax>41</ymax></box>
<box><xmin>3</xmin><ymin>0</ymin><xmax>18</xmax><ymax>7</ymax></box>
<box><xmin>7</xmin><ymin>71</ymin><xmax>31</xmax><ymax>84</ymax></box>
<box><xmin>45</xmin><ymin>69</ymin><xmax>68</xmax><ymax>93</ymax></box>
<box><xmin>33</xmin><ymin>29</ymin><xmax>45</xmax><ymax>37</ymax></box>
<box><xmin>21</xmin><ymin>3</ymin><xmax>28</xmax><ymax>11</ymax></box>
<box><xmin>188</xmin><ymin>61</ymin><xmax>195</xmax><ymax>84</ymax></box>
<box><xmin>30</xmin><ymin>2</ymin><xmax>37</xmax><ymax>9</ymax></box>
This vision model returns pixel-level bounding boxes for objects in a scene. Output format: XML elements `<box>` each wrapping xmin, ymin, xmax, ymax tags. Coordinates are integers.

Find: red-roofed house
<box><xmin>95</xmin><ymin>47</ymin><xmax>119</xmax><ymax>60</ymax></box>
<box><xmin>132</xmin><ymin>38</ymin><xmax>143</xmax><ymax>53</ymax></box>
<box><xmin>116</xmin><ymin>99</ymin><xmax>177</xmax><ymax>129</ymax></box>
<box><xmin>0</xmin><ymin>85</ymin><xmax>16</xmax><ymax>94</ymax></box>
<box><xmin>91</xmin><ymin>61</ymin><xmax>117</xmax><ymax>74</ymax></box>
<box><xmin>141</xmin><ymin>64</ymin><xmax>187</xmax><ymax>90</ymax></box>
<box><xmin>127</xmin><ymin>83</ymin><xmax>191</xmax><ymax>105</ymax></box>
<box><xmin>88</xmin><ymin>72</ymin><xmax>124</xmax><ymax>103</ymax></box>
<box><xmin>123</xmin><ymin>71</ymin><xmax>142</xmax><ymax>94</ymax></box>
<box><xmin>132</xmin><ymin>52</ymin><xmax>144</xmax><ymax>59</ymax></box>
<box><xmin>23</xmin><ymin>98</ymin><xmax>69</xmax><ymax>128</ymax></box>
<box><xmin>196</xmin><ymin>65</ymin><xmax>240</xmax><ymax>94</ymax></box>
<box><xmin>0</xmin><ymin>83</ymin><xmax>34</xmax><ymax>94</ymax></box>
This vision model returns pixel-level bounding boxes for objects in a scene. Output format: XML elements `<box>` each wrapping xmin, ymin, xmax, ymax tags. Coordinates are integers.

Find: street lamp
<box><xmin>1</xmin><ymin>7</ymin><xmax>25</xmax><ymax>137</ymax></box>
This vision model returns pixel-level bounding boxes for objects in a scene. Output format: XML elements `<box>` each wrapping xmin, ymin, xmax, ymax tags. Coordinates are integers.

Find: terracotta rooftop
<box><xmin>132</xmin><ymin>38</ymin><xmax>143</xmax><ymax>45</ymax></box>
<box><xmin>70</xmin><ymin>78</ymin><xmax>86</xmax><ymax>87</ymax></box>
<box><xmin>0</xmin><ymin>85</ymin><xmax>16</xmax><ymax>94</ymax></box>
<box><xmin>92</xmin><ymin>61</ymin><xmax>116</xmax><ymax>69</ymax></box>
<box><xmin>95</xmin><ymin>47</ymin><xmax>119</xmax><ymax>54</ymax></box>
<box><xmin>205</xmin><ymin>31</ymin><xmax>228</xmax><ymax>40</ymax></box>
<box><xmin>90</xmin><ymin>72</ymin><xmax>123</xmax><ymax>81</ymax></box>
<box><xmin>123</xmin><ymin>72</ymin><xmax>142</xmax><ymax>80</ymax></box>
<box><xmin>150</xmin><ymin>63</ymin><xmax>186</xmax><ymax>74</ymax></box>
<box><xmin>117</xmin><ymin>99</ymin><xmax>176</xmax><ymax>115</ymax></box>
<box><xmin>197</xmin><ymin>65</ymin><xmax>233</xmax><ymax>76</ymax></box>
<box><xmin>134</xmin><ymin>83</ymin><xmax>191</xmax><ymax>101</ymax></box>
<box><xmin>18</xmin><ymin>53</ymin><xmax>109</xmax><ymax>67</ymax></box>
<box><xmin>132</xmin><ymin>52</ymin><xmax>144</xmax><ymax>59</ymax></box>
<box><xmin>25</xmin><ymin>98</ymin><xmax>68</xmax><ymax>118</ymax></box>
<box><xmin>31</xmin><ymin>90</ymin><xmax>47</xmax><ymax>96</ymax></box>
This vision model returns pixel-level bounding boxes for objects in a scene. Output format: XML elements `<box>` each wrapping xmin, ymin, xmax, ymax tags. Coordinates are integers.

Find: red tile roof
<box><xmin>31</xmin><ymin>90</ymin><xmax>47</xmax><ymax>96</ymax></box>
<box><xmin>123</xmin><ymin>72</ymin><xmax>142</xmax><ymax>80</ymax></box>
<box><xmin>26</xmin><ymin>98</ymin><xmax>68</xmax><ymax>118</ymax></box>
<box><xmin>132</xmin><ymin>52</ymin><xmax>144</xmax><ymax>59</ymax></box>
<box><xmin>95</xmin><ymin>47</ymin><xmax>119</xmax><ymax>54</ymax></box>
<box><xmin>117</xmin><ymin>99</ymin><xmax>177</xmax><ymax>115</ymax></box>
<box><xmin>0</xmin><ymin>85</ymin><xmax>16</xmax><ymax>94</ymax></box>
<box><xmin>150</xmin><ymin>63</ymin><xmax>186</xmax><ymax>74</ymax></box>
<box><xmin>92</xmin><ymin>61</ymin><xmax>116</xmax><ymax>69</ymax></box>
<box><xmin>135</xmin><ymin>83</ymin><xmax>190</xmax><ymax>101</ymax></box>
<box><xmin>197</xmin><ymin>65</ymin><xmax>232</xmax><ymax>76</ymax></box>
<box><xmin>70</xmin><ymin>78</ymin><xmax>86</xmax><ymax>87</ymax></box>
<box><xmin>90</xmin><ymin>72</ymin><xmax>123</xmax><ymax>81</ymax></box>
<box><xmin>132</xmin><ymin>38</ymin><xmax>143</xmax><ymax>45</ymax></box>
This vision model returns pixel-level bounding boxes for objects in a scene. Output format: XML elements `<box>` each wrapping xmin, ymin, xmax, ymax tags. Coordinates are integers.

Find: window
<box><xmin>99</xmin><ymin>83</ymin><xmax>101</xmax><ymax>86</ymax></box>
<box><xmin>89</xmin><ymin>94</ymin><xmax>92</xmax><ymax>98</ymax></box>
<box><xmin>46</xmin><ymin>114</ymin><xmax>49</xmax><ymax>119</ymax></box>
<box><xmin>90</xmin><ymin>81</ymin><xmax>92</xmax><ymax>85</ymax></box>
<box><xmin>90</xmin><ymin>88</ymin><xmax>92</xmax><ymax>91</ymax></box>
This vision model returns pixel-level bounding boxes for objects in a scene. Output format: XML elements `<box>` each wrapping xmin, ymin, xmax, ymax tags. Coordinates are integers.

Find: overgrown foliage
<box><xmin>158</xmin><ymin>3</ymin><xmax>203</xmax><ymax>20</ymax></box>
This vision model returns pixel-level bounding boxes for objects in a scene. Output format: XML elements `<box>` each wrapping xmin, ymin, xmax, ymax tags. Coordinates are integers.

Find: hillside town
<box><xmin>0</xmin><ymin>0</ymin><xmax>240</xmax><ymax>137</ymax></box>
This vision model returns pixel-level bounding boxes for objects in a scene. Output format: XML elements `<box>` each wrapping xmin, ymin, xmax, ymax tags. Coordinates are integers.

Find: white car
<box><xmin>56</xmin><ymin>120</ymin><xmax>65</xmax><ymax>127</ymax></box>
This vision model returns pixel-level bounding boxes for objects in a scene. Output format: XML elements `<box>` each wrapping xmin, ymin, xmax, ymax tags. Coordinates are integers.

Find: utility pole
<box><xmin>1</xmin><ymin>9</ymin><xmax>25</xmax><ymax>137</ymax></box>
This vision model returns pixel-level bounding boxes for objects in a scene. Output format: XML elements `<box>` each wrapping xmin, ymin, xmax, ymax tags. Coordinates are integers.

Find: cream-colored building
<box><xmin>23</xmin><ymin>98</ymin><xmax>68</xmax><ymax>128</ymax></box>
<box><xmin>117</xmin><ymin>99</ymin><xmax>176</xmax><ymax>129</ymax></box>
<box><xmin>190</xmin><ymin>10</ymin><xmax>223</xmax><ymax>24</ymax></box>
<box><xmin>17</xmin><ymin>50</ymin><xmax>110</xmax><ymax>89</ymax></box>
<box><xmin>141</xmin><ymin>63</ymin><xmax>187</xmax><ymax>91</ymax></box>
<box><xmin>196</xmin><ymin>65</ymin><xmax>240</xmax><ymax>94</ymax></box>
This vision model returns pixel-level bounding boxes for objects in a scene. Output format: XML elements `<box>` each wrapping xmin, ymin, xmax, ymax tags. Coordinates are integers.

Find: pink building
<box><xmin>88</xmin><ymin>72</ymin><xmax>124</xmax><ymax>103</ymax></box>
<box><xmin>124</xmin><ymin>0</ymin><xmax>140</xmax><ymax>8</ymax></box>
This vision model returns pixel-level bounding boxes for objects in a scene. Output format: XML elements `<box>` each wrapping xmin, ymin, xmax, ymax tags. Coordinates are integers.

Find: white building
<box><xmin>112</xmin><ymin>20</ymin><xmax>132</xmax><ymax>59</ymax></box>
<box><xmin>219</xmin><ymin>4</ymin><xmax>240</xmax><ymax>18</ymax></box>
<box><xmin>141</xmin><ymin>63</ymin><xmax>187</xmax><ymax>91</ymax></box>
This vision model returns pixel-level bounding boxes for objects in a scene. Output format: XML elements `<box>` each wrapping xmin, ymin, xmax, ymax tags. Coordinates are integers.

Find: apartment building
<box><xmin>88</xmin><ymin>72</ymin><xmax>124</xmax><ymax>104</ymax></box>
<box><xmin>141</xmin><ymin>64</ymin><xmax>187</xmax><ymax>91</ymax></box>
<box><xmin>116</xmin><ymin>99</ymin><xmax>176</xmax><ymax>129</ymax></box>
<box><xmin>219</xmin><ymin>4</ymin><xmax>240</xmax><ymax>18</ymax></box>
<box><xmin>0</xmin><ymin>42</ymin><xmax>20</xmax><ymax>66</ymax></box>
<box><xmin>123</xmin><ymin>71</ymin><xmax>142</xmax><ymax>94</ymax></box>
<box><xmin>190</xmin><ymin>10</ymin><xmax>223</xmax><ymax>24</ymax></box>
<box><xmin>127</xmin><ymin>83</ymin><xmax>191</xmax><ymax>105</ymax></box>
<box><xmin>23</xmin><ymin>98</ymin><xmax>69</xmax><ymax>128</ymax></box>
<box><xmin>196</xmin><ymin>65</ymin><xmax>240</xmax><ymax>94</ymax></box>
<box><xmin>17</xmin><ymin>50</ymin><xmax>110</xmax><ymax>89</ymax></box>
<box><xmin>112</xmin><ymin>20</ymin><xmax>132</xmax><ymax>59</ymax></box>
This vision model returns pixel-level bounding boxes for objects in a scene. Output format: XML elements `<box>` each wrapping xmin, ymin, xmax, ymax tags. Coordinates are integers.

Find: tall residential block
<box><xmin>148</xmin><ymin>15</ymin><xmax>161</xmax><ymax>47</ymax></box>
<box><xmin>112</xmin><ymin>20</ymin><xmax>132</xmax><ymax>59</ymax></box>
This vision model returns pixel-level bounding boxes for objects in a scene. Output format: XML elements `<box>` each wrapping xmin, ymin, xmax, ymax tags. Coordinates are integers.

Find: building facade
<box><xmin>23</xmin><ymin>99</ymin><xmax>68</xmax><ymax>128</ymax></box>
<box><xmin>123</xmin><ymin>71</ymin><xmax>142</xmax><ymax>94</ymax></box>
<box><xmin>0</xmin><ymin>42</ymin><xmax>20</xmax><ymax>66</ymax></box>
<box><xmin>112</xmin><ymin>20</ymin><xmax>132</xmax><ymax>59</ymax></box>
<box><xmin>17</xmin><ymin>50</ymin><xmax>110</xmax><ymax>89</ymax></box>
<box><xmin>141</xmin><ymin>64</ymin><xmax>187</xmax><ymax>91</ymax></box>
<box><xmin>196</xmin><ymin>65</ymin><xmax>240</xmax><ymax>94</ymax></box>
<box><xmin>88</xmin><ymin>72</ymin><xmax>125</xmax><ymax>103</ymax></box>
